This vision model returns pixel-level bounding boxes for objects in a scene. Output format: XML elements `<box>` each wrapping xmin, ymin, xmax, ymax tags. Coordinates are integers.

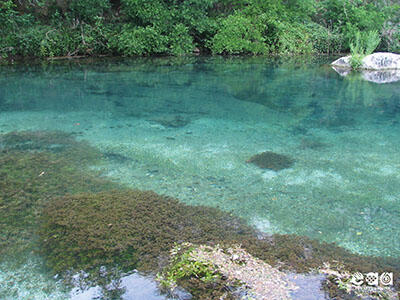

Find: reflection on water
<box><xmin>0</xmin><ymin>57</ymin><xmax>399</xmax><ymax>299</ymax></box>
<box><xmin>332</xmin><ymin>65</ymin><xmax>400</xmax><ymax>84</ymax></box>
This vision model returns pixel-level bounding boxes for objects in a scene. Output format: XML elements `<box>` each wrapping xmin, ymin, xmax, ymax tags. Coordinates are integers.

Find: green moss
<box><xmin>246</xmin><ymin>151</ymin><xmax>294</xmax><ymax>171</ymax></box>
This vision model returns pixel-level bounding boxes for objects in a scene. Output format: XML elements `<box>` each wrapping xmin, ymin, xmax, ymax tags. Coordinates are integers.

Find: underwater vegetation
<box><xmin>39</xmin><ymin>188</ymin><xmax>400</xmax><ymax>298</ymax></box>
<box><xmin>246</xmin><ymin>151</ymin><xmax>294</xmax><ymax>171</ymax></box>
<box><xmin>0</xmin><ymin>131</ymin><xmax>116</xmax><ymax>261</ymax></box>
<box><xmin>1</xmin><ymin>130</ymin><xmax>399</xmax><ymax>299</ymax></box>
<box><xmin>39</xmin><ymin>189</ymin><xmax>254</xmax><ymax>276</ymax></box>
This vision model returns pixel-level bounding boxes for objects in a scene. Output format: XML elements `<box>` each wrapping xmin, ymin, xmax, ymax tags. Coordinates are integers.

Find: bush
<box><xmin>268</xmin><ymin>20</ymin><xmax>313</xmax><ymax>54</ymax></box>
<box><xmin>67</xmin><ymin>0</ymin><xmax>110</xmax><ymax>24</ymax></box>
<box><xmin>168</xmin><ymin>24</ymin><xmax>194</xmax><ymax>56</ymax></box>
<box><xmin>210</xmin><ymin>13</ymin><xmax>268</xmax><ymax>54</ymax></box>
<box><xmin>315</xmin><ymin>0</ymin><xmax>387</xmax><ymax>51</ymax></box>
<box><xmin>381</xmin><ymin>22</ymin><xmax>400</xmax><ymax>53</ymax></box>
<box><xmin>110</xmin><ymin>25</ymin><xmax>168</xmax><ymax>56</ymax></box>
<box><xmin>307</xmin><ymin>23</ymin><xmax>343</xmax><ymax>54</ymax></box>
<box><xmin>1</xmin><ymin>0</ymin><xmax>400</xmax><ymax>57</ymax></box>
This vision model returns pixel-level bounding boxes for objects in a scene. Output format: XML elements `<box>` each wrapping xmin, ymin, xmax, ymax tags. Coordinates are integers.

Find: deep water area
<box><xmin>0</xmin><ymin>56</ymin><xmax>399</xmax><ymax>299</ymax></box>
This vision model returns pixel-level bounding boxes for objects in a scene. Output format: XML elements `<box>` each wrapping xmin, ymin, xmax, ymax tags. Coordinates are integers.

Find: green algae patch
<box><xmin>246</xmin><ymin>151</ymin><xmax>294</xmax><ymax>171</ymax></box>
<box><xmin>0</xmin><ymin>131</ymin><xmax>117</xmax><ymax>261</ymax></box>
<box><xmin>39</xmin><ymin>189</ymin><xmax>254</xmax><ymax>276</ymax></box>
<box><xmin>38</xmin><ymin>189</ymin><xmax>400</xmax><ymax>298</ymax></box>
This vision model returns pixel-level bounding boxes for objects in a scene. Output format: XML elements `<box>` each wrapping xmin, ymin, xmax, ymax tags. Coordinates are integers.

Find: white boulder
<box><xmin>331</xmin><ymin>52</ymin><xmax>400</xmax><ymax>70</ymax></box>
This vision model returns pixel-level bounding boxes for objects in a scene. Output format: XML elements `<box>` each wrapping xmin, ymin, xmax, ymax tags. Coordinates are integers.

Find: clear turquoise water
<box><xmin>1</xmin><ymin>56</ymin><xmax>399</xmax><ymax>298</ymax></box>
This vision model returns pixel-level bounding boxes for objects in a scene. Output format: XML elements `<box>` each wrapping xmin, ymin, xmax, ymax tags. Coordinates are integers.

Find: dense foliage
<box><xmin>0</xmin><ymin>0</ymin><xmax>399</xmax><ymax>58</ymax></box>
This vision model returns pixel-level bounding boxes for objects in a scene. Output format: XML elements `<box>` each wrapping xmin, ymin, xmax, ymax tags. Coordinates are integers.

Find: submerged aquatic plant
<box><xmin>39</xmin><ymin>187</ymin><xmax>400</xmax><ymax>298</ymax></box>
<box><xmin>157</xmin><ymin>243</ymin><xmax>220</xmax><ymax>290</ymax></box>
<box><xmin>0</xmin><ymin>130</ymin><xmax>101</xmax><ymax>164</ymax></box>
<box><xmin>0</xmin><ymin>130</ymin><xmax>115</xmax><ymax>261</ymax></box>
<box><xmin>246</xmin><ymin>151</ymin><xmax>294</xmax><ymax>171</ymax></box>
<box><xmin>39</xmin><ymin>189</ymin><xmax>254</xmax><ymax>276</ymax></box>
<box><xmin>2</xmin><ymin>130</ymin><xmax>399</xmax><ymax>299</ymax></box>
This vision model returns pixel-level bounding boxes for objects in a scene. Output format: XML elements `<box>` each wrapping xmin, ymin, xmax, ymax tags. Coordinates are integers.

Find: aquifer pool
<box><xmin>0</xmin><ymin>56</ymin><xmax>399</xmax><ymax>299</ymax></box>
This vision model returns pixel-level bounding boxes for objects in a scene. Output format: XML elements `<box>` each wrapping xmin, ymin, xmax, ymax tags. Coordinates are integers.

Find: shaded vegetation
<box><xmin>0</xmin><ymin>0</ymin><xmax>399</xmax><ymax>58</ymax></box>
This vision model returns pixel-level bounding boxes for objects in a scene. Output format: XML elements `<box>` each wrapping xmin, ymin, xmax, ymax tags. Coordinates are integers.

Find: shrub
<box><xmin>269</xmin><ymin>21</ymin><xmax>313</xmax><ymax>54</ymax></box>
<box><xmin>315</xmin><ymin>0</ymin><xmax>387</xmax><ymax>51</ymax></box>
<box><xmin>168</xmin><ymin>24</ymin><xmax>194</xmax><ymax>56</ymax></box>
<box><xmin>110</xmin><ymin>25</ymin><xmax>168</xmax><ymax>56</ymax></box>
<box><xmin>210</xmin><ymin>13</ymin><xmax>268</xmax><ymax>55</ymax></box>
<box><xmin>306</xmin><ymin>23</ymin><xmax>343</xmax><ymax>54</ymax></box>
<box><xmin>68</xmin><ymin>0</ymin><xmax>110</xmax><ymax>24</ymax></box>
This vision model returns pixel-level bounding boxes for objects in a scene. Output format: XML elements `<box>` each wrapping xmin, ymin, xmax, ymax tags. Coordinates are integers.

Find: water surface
<box><xmin>1</xmin><ymin>56</ymin><xmax>399</xmax><ymax>298</ymax></box>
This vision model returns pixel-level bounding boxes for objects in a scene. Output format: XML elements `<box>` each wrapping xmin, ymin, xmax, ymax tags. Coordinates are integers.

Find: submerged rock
<box><xmin>331</xmin><ymin>67</ymin><xmax>400</xmax><ymax>84</ymax></box>
<box><xmin>159</xmin><ymin>243</ymin><xmax>297</xmax><ymax>300</ymax></box>
<box><xmin>331</xmin><ymin>52</ymin><xmax>400</xmax><ymax>70</ymax></box>
<box><xmin>246</xmin><ymin>151</ymin><xmax>294</xmax><ymax>171</ymax></box>
<box><xmin>331</xmin><ymin>65</ymin><xmax>351</xmax><ymax>77</ymax></box>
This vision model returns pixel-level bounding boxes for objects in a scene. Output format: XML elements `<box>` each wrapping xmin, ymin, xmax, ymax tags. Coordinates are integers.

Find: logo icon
<box><xmin>350</xmin><ymin>272</ymin><xmax>364</xmax><ymax>286</ymax></box>
<box><xmin>380</xmin><ymin>272</ymin><xmax>393</xmax><ymax>286</ymax></box>
<box><xmin>365</xmin><ymin>272</ymin><xmax>379</xmax><ymax>286</ymax></box>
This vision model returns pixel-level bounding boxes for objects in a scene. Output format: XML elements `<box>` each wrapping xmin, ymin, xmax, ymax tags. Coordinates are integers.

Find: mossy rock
<box><xmin>246</xmin><ymin>151</ymin><xmax>294</xmax><ymax>171</ymax></box>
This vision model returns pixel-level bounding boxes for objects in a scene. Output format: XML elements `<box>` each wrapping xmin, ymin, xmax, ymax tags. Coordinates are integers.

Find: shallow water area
<box><xmin>1</xmin><ymin>56</ymin><xmax>399</xmax><ymax>298</ymax></box>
